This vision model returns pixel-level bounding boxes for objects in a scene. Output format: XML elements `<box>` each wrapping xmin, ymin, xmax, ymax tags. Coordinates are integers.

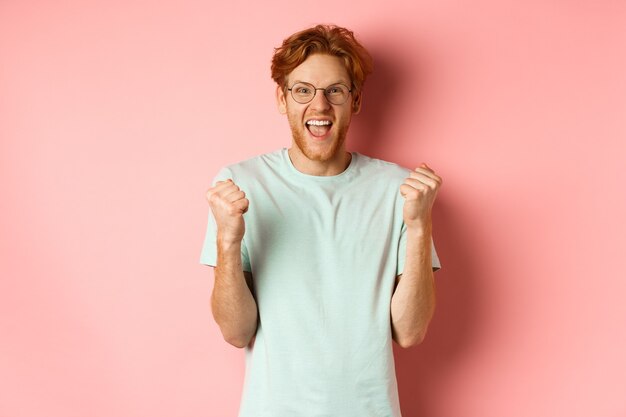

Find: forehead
<box><xmin>287</xmin><ymin>53</ymin><xmax>351</xmax><ymax>85</ymax></box>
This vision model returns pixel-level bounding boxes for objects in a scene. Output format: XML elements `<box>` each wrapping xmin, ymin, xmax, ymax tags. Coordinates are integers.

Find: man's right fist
<box><xmin>206</xmin><ymin>179</ymin><xmax>249</xmax><ymax>243</ymax></box>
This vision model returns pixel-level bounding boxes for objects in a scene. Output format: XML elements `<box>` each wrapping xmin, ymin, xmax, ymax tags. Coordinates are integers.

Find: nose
<box><xmin>309</xmin><ymin>89</ymin><xmax>331</xmax><ymax>111</ymax></box>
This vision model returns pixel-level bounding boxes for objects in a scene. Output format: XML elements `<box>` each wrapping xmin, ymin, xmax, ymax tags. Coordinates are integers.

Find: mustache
<box><xmin>305</xmin><ymin>113</ymin><xmax>334</xmax><ymax>119</ymax></box>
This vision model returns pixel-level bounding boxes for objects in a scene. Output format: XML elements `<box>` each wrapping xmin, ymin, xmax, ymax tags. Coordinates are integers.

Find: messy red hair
<box><xmin>271</xmin><ymin>24</ymin><xmax>373</xmax><ymax>92</ymax></box>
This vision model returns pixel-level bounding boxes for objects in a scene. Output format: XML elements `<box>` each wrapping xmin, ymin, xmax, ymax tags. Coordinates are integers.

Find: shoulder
<box><xmin>353</xmin><ymin>153</ymin><xmax>410</xmax><ymax>182</ymax></box>
<box><xmin>213</xmin><ymin>149</ymin><xmax>283</xmax><ymax>184</ymax></box>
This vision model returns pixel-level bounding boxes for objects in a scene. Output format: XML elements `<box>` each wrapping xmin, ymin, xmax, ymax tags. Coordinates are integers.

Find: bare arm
<box><xmin>391</xmin><ymin>163</ymin><xmax>441</xmax><ymax>348</ymax></box>
<box><xmin>206</xmin><ymin>179</ymin><xmax>258</xmax><ymax>348</ymax></box>
<box><xmin>211</xmin><ymin>244</ymin><xmax>258</xmax><ymax>348</ymax></box>
<box><xmin>391</xmin><ymin>225</ymin><xmax>436</xmax><ymax>348</ymax></box>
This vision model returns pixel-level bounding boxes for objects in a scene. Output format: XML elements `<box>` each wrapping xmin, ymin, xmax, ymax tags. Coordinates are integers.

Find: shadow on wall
<box><xmin>348</xmin><ymin>46</ymin><xmax>407</xmax><ymax>159</ymax></box>
<box><xmin>351</xmin><ymin>48</ymin><xmax>482</xmax><ymax>416</ymax></box>
<box><xmin>394</xmin><ymin>197</ymin><xmax>481</xmax><ymax>417</ymax></box>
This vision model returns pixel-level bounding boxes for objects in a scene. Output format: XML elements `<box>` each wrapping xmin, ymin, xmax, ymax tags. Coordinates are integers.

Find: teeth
<box><xmin>306</xmin><ymin>120</ymin><xmax>331</xmax><ymax>126</ymax></box>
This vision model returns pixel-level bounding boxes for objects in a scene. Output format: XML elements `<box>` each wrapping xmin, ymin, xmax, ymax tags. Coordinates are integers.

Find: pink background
<box><xmin>1</xmin><ymin>1</ymin><xmax>625</xmax><ymax>416</ymax></box>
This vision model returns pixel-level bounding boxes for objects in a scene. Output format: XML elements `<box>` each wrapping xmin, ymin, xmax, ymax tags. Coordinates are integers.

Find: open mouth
<box><xmin>305</xmin><ymin>119</ymin><xmax>333</xmax><ymax>138</ymax></box>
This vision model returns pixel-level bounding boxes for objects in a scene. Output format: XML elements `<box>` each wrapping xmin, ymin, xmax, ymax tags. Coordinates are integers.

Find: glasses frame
<box><xmin>287</xmin><ymin>82</ymin><xmax>353</xmax><ymax>105</ymax></box>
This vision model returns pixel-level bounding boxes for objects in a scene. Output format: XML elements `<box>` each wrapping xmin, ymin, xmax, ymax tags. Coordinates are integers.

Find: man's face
<box><xmin>276</xmin><ymin>54</ymin><xmax>361</xmax><ymax>163</ymax></box>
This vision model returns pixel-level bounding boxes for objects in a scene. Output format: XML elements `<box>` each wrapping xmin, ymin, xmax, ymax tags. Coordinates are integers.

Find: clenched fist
<box><xmin>400</xmin><ymin>163</ymin><xmax>442</xmax><ymax>229</ymax></box>
<box><xmin>206</xmin><ymin>179</ymin><xmax>249</xmax><ymax>243</ymax></box>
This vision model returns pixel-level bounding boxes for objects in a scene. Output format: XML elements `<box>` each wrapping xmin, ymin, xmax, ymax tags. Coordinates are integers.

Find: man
<box><xmin>200</xmin><ymin>24</ymin><xmax>442</xmax><ymax>417</ymax></box>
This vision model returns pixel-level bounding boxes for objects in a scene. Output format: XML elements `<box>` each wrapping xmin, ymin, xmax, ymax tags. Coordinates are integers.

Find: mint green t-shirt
<box><xmin>200</xmin><ymin>148</ymin><xmax>440</xmax><ymax>417</ymax></box>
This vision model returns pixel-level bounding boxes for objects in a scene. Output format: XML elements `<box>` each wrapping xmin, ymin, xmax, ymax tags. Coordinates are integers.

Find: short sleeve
<box><xmin>199</xmin><ymin>167</ymin><xmax>252</xmax><ymax>272</ymax></box>
<box><xmin>396</xmin><ymin>222</ymin><xmax>441</xmax><ymax>276</ymax></box>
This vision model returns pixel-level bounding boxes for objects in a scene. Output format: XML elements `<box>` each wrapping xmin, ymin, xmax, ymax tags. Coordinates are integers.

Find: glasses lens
<box><xmin>325</xmin><ymin>84</ymin><xmax>350</xmax><ymax>105</ymax></box>
<box><xmin>289</xmin><ymin>82</ymin><xmax>352</xmax><ymax>104</ymax></box>
<box><xmin>291</xmin><ymin>83</ymin><xmax>315</xmax><ymax>103</ymax></box>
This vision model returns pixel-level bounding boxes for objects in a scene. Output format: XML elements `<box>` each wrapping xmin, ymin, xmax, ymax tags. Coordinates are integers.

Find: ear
<box><xmin>276</xmin><ymin>85</ymin><xmax>287</xmax><ymax>114</ymax></box>
<box><xmin>352</xmin><ymin>91</ymin><xmax>362</xmax><ymax>114</ymax></box>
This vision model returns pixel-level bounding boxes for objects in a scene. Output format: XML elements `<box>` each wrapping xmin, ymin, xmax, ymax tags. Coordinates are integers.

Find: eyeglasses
<box><xmin>287</xmin><ymin>82</ymin><xmax>352</xmax><ymax>105</ymax></box>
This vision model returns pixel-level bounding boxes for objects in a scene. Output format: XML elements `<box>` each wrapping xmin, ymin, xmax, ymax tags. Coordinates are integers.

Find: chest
<box><xmin>248</xmin><ymin>181</ymin><xmax>400</xmax><ymax>241</ymax></box>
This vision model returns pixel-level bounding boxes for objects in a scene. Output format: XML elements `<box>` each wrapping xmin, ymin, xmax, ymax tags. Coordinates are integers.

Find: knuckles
<box><xmin>403</xmin><ymin>179</ymin><xmax>429</xmax><ymax>191</ymax></box>
<box><xmin>401</xmin><ymin>178</ymin><xmax>441</xmax><ymax>201</ymax></box>
<box><xmin>409</xmin><ymin>170</ymin><xmax>443</xmax><ymax>187</ymax></box>
<box><xmin>404</xmin><ymin>176</ymin><xmax>441</xmax><ymax>192</ymax></box>
<box><xmin>207</xmin><ymin>191</ymin><xmax>221</xmax><ymax>206</ymax></box>
<box><xmin>205</xmin><ymin>179</ymin><xmax>248</xmax><ymax>223</ymax></box>
<box><xmin>206</xmin><ymin>185</ymin><xmax>247</xmax><ymax>217</ymax></box>
<box><xmin>399</xmin><ymin>184</ymin><xmax>421</xmax><ymax>200</ymax></box>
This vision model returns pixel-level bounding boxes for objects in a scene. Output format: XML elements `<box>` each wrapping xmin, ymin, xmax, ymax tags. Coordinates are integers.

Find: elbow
<box><xmin>223</xmin><ymin>332</ymin><xmax>253</xmax><ymax>349</ymax></box>
<box><xmin>220</xmin><ymin>321</ymin><xmax>257</xmax><ymax>349</ymax></box>
<box><xmin>393</xmin><ymin>307</ymin><xmax>435</xmax><ymax>349</ymax></box>
<box><xmin>396</xmin><ymin>330</ymin><xmax>427</xmax><ymax>349</ymax></box>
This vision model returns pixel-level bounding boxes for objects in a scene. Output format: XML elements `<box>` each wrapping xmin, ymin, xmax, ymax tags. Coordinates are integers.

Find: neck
<box><xmin>287</xmin><ymin>147</ymin><xmax>352</xmax><ymax>176</ymax></box>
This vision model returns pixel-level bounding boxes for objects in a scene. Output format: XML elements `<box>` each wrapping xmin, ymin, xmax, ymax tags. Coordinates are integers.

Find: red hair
<box><xmin>271</xmin><ymin>24</ymin><xmax>373</xmax><ymax>92</ymax></box>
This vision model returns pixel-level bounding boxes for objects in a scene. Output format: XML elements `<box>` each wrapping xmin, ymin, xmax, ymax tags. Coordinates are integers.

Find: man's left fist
<box><xmin>400</xmin><ymin>163</ymin><xmax>442</xmax><ymax>229</ymax></box>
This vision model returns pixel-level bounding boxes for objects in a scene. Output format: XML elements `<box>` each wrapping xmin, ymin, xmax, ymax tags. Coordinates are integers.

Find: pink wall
<box><xmin>1</xmin><ymin>1</ymin><xmax>625</xmax><ymax>416</ymax></box>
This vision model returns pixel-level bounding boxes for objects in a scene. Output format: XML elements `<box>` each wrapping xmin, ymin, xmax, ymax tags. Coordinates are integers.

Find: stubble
<box><xmin>288</xmin><ymin>118</ymin><xmax>350</xmax><ymax>162</ymax></box>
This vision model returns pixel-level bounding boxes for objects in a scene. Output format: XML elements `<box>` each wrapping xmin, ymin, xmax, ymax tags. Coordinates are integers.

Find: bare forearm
<box><xmin>391</xmin><ymin>224</ymin><xmax>436</xmax><ymax>348</ymax></box>
<box><xmin>211</xmin><ymin>236</ymin><xmax>258</xmax><ymax>348</ymax></box>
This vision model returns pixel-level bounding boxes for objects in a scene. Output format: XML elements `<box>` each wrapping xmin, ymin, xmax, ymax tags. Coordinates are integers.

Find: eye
<box><xmin>292</xmin><ymin>83</ymin><xmax>314</xmax><ymax>95</ymax></box>
<box><xmin>327</xmin><ymin>85</ymin><xmax>345</xmax><ymax>95</ymax></box>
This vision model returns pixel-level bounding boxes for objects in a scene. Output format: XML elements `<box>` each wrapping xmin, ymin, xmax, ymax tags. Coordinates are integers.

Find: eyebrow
<box><xmin>292</xmin><ymin>79</ymin><xmax>350</xmax><ymax>86</ymax></box>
